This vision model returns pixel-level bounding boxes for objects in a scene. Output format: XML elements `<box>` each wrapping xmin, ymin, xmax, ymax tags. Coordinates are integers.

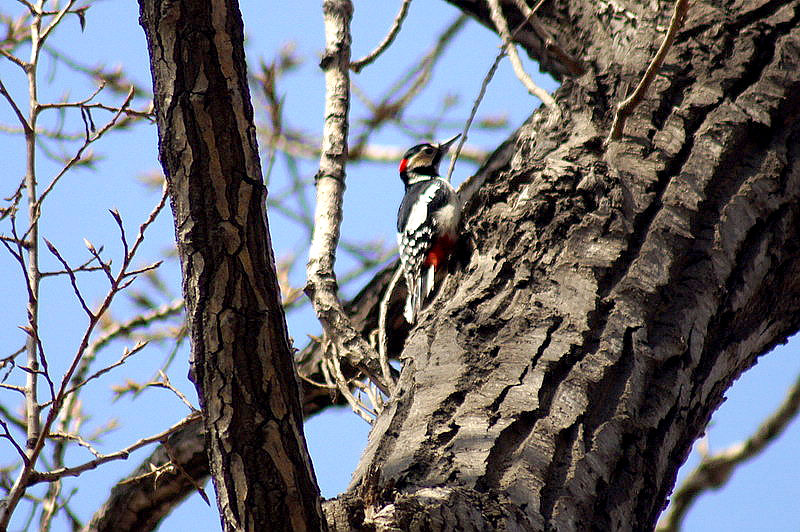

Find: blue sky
<box><xmin>0</xmin><ymin>1</ymin><xmax>798</xmax><ymax>531</ymax></box>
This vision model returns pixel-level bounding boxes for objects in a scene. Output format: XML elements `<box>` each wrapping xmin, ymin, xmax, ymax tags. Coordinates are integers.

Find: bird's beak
<box><xmin>438</xmin><ymin>134</ymin><xmax>461</xmax><ymax>151</ymax></box>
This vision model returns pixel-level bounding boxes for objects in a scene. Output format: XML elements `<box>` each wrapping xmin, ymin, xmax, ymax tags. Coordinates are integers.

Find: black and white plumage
<box><xmin>396</xmin><ymin>135</ymin><xmax>462</xmax><ymax>324</ymax></box>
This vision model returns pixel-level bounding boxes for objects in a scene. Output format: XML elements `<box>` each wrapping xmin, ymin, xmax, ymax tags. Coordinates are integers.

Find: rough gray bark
<box><xmin>94</xmin><ymin>0</ymin><xmax>800</xmax><ymax>530</ymax></box>
<box><xmin>137</xmin><ymin>1</ymin><xmax>326</xmax><ymax>531</ymax></box>
<box><xmin>325</xmin><ymin>0</ymin><xmax>800</xmax><ymax>529</ymax></box>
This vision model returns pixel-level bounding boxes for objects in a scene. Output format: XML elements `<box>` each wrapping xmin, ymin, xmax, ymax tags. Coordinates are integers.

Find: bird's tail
<box><xmin>404</xmin><ymin>265</ymin><xmax>436</xmax><ymax>324</ymax></box>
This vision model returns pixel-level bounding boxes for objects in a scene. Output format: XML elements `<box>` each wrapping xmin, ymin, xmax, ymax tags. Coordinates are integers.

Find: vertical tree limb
<box><xmin>138</xmin><ymin>1</ymin><xmax>326</xmax><ymax>530</ymax></box>
<box><xmin>306</xmin><ymin>0</ymin><xmax>389</xmax><ymax>394</ymax></box>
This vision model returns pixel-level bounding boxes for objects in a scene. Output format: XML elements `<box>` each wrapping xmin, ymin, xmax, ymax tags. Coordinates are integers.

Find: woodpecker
<box><xmin>396</xmin><ymin>134</ymin><xmax>462</xmax><ymax>324</ymax></box>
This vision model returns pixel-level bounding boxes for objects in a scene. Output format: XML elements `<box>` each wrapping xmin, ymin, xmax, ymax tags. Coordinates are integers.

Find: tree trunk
<box><xmin>99</xmin><ymin>0</ymin><xmax>800</xmax><ymax>530</ymax></box>
<box><xmin>325</xmin><ymin>0</ymin><xmax>800</xmax><ymax>529</ymax></box>
<box><xmin>137</xmin><ymin>1</ymin><xmax>326</xmax><ymax>531</ymax></box>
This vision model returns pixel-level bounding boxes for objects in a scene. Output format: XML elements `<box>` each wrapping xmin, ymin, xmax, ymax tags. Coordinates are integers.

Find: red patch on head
<box><xmin>398</xmin><ymin>158</ymin><xmax>409</xmax><ymax>174</ymax></box>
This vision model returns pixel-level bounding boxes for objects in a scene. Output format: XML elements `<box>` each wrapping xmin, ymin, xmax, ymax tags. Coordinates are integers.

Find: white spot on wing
<box><xmin>404</xmin><ymin>182</ymin><xmax>441</xmax><ymax>234</ymax></box>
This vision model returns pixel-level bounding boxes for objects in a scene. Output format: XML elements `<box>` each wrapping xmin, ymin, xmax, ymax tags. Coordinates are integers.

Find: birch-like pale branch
<box><xmin>486</xmin><ymin>0</ymin><xmax>558</xmax><ymax>111</ymax></box>
<box><xmin>306</xmin><ymin>0</ymin><xmax>389</xmax><ymax>394</ymax></box>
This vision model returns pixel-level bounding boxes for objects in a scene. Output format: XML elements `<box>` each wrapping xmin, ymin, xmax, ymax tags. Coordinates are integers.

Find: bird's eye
<box><xmin>423</xmin><ymin>147</ymin><xmax>434</xmax><ymax>154</ymax></box>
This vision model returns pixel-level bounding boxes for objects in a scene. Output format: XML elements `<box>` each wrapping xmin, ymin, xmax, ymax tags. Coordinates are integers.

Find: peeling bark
<box><xmin>137</xmin><ymin>1</ymin><xmax>325</xmax><ymax>531</ymax></box>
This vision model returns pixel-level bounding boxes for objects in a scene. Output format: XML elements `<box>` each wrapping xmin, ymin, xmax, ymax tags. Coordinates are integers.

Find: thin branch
<box><xmin>0</xmin><ymin>235</ymin><xmax>30</xmax><ymax>248</ymax></box>
<box><xmin>48</xmin><ymin>432</ymin><xmax>101</xmax><ymax>459</ymax></box>
<box><xmin>45</xmin><ymin>342</ymin><xmax>149</xmax><ymax>407</ymax></box>
<box><xmin>445</xmin><ymin>1</ymin><xmax>551</xmax><ymax>182</ymax></box>
<box><xmin>0</xmin><ymin>383</ymin><xmax>27</xmax><ymax>395</ymax></box>
<box><xmin>446</xmin><ymin>50</ymin><xmax>505</xmax><ymax>182</ymax></box>
<box><xmin>27</xmin><ymin>413</ymin><xmax>201</xmax><ymax>485</ymax></box>
<box><xmin>38</xmin><ymin>0</ymin><xmax>77</xmax><ymax>44</ymax></box>
<box><xmin>606</xmin><ymin>0</ymin><xmax>690</xmax><ymax>143</ymax></box>
<box><xmin>657</xmin><ymin>372</ymin><xmax>800</xmax><ymax>531</ymax></box>
<box><xmin>14</xmin><ymin>0</ymin><xmax>36</xmax><ymax>14</ymax></box>
<box><xmin>31</xmin><ymin>87</ymin><xmax>136</xmax><ymax>228</ymax></box>
<box><xmin>152</xmin><ymin>370</ymin><xmax>197</xmax><ymax>412</ymax></box>
<box><xmin>0</xmin><ymin>79</ymin><xmax>31</xmax><ymax>133</ymax></box>
<box><xmin>377</xmin><ymin>268</ymin><xmax>402</xmax><ymax>394</ymax></box>
<box><xmin>162</xmin><ymin>440</ymin><xmax>210</xmax><ymax>506</ymax></box>
<box><xmin>87</xmin><ymin>299</ymin><xmax>184</xmax><ymax>356</ymax></box>
<box><xmin>36</xmin><ymin>82</ymin><xmax>105</xmax><ymax>111</ymax></box>
<box><xmin>486</xmin><ymin>0</ymin><xmax>558</xmax><ymax>111</ymax></box>
<box><xmin>306</xmin><ymin>0</ymin><xmax>389</xmax><ymax>394</ymax></box>
<box><xmin>0</xmin><ymin>418</ymin><xmax>29</xmax><ymax>465</ymax></box>
<box><xmin>40</xmin><ymin>264</ymin><xmax>105</xmax><ymax>278</ymax></box>
<box><xmin>325</xmin><ymin>352</ymin><xmax>375</xmax><ymax>424</ymax></box>
<box><xmin>0</xmin><ymin>48</ymin><xmax>28</xmax><ymax>71</ymax></box>
<box><xmin>350</xmin><ymin>0</ymin><xmax>412</xmax><ymax>73</ymax></box>
<box><xmin>0</xmin><ymin>190</ymin><xmax>168</xmax><ymax>525</ymax></box>
<box><xmin>44</xmin><ymin>239</ymin><xmax>94</xmax><ymax>318</ymax></box>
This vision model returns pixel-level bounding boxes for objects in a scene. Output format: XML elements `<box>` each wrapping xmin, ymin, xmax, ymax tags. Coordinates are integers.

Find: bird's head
<box><xmin>398</xmin><ymin>134</ymin><xmax>460</xmax><ymax>186</ymax></box>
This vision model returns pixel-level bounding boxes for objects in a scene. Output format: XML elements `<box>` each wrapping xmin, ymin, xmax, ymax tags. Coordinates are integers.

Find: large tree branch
<box><xmin>325</xmin><ymin>0</ymin><xmax>800</xmax><ymax>529</ymax></box>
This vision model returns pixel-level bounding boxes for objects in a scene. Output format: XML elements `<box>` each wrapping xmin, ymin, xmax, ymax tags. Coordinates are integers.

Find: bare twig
<box><xmin>350</xmin><ymin>0</ymin><xmax>413</xmax><ymax>72</ymax></box>
<box><xmin>31</xmin><ymin>87</ymin><xmax>136</xmax><ymax>228</ymax></box>
<box><xmin>325</xmin><ymin>353</ymin><xmax>375</xmax><ymax>424</ymax></box>
<box><xmin>446</xmin><ymin>51</ymin><xmax>505</xmax><ymax>182</ymax></box>
<box><xmin>162</xmin><ymin>440</ymin><xmax>210</xmax><ymax>506</ymax></box>
<box><xmin>0</xmin><ymin>383</ymin><xmax>27</xmax><ymax>394</ymax></box>
<box><xmin>0</xmin><ymin>47</ymin><xmax>29</xmax><ymax>71</ymax></box>
<box><xmin>306</xmin><ymin>0</ymin><xmax>389</xmax><ymax>395</ymax></box>
<box><xmin>48</xmin><ymin>432</ymin><xmax>101</xmax><ymax>459</ymax></box>
<box><xmin>377</xmin><ymin>268</ymin><xmax>402</xmax><ymax>394</ymax></box>
<box><xmin>0</xmin><ymin>189</ymin><xmax>168</xmax><ymax>526</ymax></box>
<box><xmin>486</xmin><ymin>0</ymin><xmax>558</xmax><ymax>111</ymax></box>
<box><xmin>152</xmin><ymin>370</ymin><xmax>197</xmax><ymax>412</ymax></box>
<box><xmin>37</xmin><ymin>82</ymin><xmax>105</xmax><ymax>111</ymax></box>
<box><xmin>606</xmin><ymin>0</ymin><xmax>690</xmax><ymax>143</ymax></box>
<box><xmin>39</xmin><ymin>0</ymin><xmax>77</xmax><ymax>42</ymax></box>
<box><xmin>0</xmin><ymin>79</ymin><xmax>31</xmax><ymax>132</ymax></box>
<box><xmin>446</xmin><ymin>1</ymin><xmax>551</xmax><ymax>181</ymax></box>
<box><xmin>657</xmin><ymin>372</ymin><xmax>800</xmax><ymax>531</ymax></box>
<box><xmin>27</xmin><ymin>413</ymin><xmax>201</xmax><ymax>485</ymax></box>
<box><xmin>45</xmin><ymin>342</ymin><xmax>149</xmax><ymax>407</ymax></box>
<box><xmin>44</xmin><ymin>239</ymin><xmax>94</xmax><ymax>318</ymax></box>
<box><xmin>0</xmin><ymin>418</ymin><xmax>29</xmax><ymax>464</ymax></box>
